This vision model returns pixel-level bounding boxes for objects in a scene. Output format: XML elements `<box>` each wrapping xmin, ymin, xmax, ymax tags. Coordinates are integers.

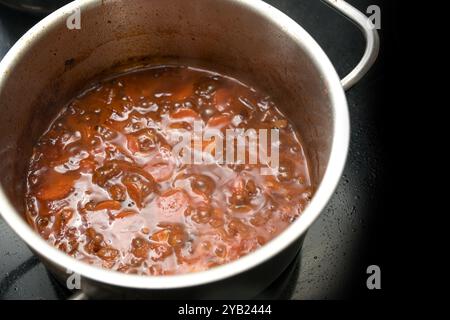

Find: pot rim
<box><xmin>0</xmin><ymin>0</ymin><xmax>349</xmax><ymax>290</ymax></box>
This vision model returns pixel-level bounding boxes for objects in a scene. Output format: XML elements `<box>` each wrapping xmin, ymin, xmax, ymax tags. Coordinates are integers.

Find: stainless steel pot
<box><xmin>0</xmin><ymin>0</ymin><xmax>378</xmax><ymax>299</ymax></box>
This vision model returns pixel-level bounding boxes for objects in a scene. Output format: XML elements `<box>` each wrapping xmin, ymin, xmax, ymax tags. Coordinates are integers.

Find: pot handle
<box><xmin>321</xmin><ymin>0</ymin><xmax>380</xmax><ymax>90</ymax></box>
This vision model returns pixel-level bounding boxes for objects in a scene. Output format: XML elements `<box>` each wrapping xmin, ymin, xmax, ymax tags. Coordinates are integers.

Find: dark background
<box><xmin>0</xmin><ymin>0</ymin><xmax>394</xmax><ymax>299</ymax></box>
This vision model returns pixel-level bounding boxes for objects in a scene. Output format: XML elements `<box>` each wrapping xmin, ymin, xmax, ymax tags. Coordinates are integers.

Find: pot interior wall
<box><xmin>0</xmin><ymin>0</ymin><xmax>333</xmax><ymax>218</ymax></box>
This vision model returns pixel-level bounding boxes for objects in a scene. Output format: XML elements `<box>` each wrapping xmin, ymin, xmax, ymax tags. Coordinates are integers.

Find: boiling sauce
<box><xmin>25</xmin><ymin>66</ymin><xmax>312</xmax><ymax>275</ymax></box>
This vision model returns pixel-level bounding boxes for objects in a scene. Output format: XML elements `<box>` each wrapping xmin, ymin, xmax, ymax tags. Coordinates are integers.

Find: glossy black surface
<box><xmin>0</xmin><ymin>0</ymin><xmax>71</xmax><ymax>14</ymax></box>
<box><xmin>0</xmin><ymin>0</ymin><xmax>387</xmax><ymax>299</ymax></box>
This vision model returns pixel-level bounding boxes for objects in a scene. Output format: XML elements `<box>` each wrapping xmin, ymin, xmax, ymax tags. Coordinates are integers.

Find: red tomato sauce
<box><xmin>25</xmin><ymin>65</ymin><xmax>312</xmax><ymax>275</ymax></box>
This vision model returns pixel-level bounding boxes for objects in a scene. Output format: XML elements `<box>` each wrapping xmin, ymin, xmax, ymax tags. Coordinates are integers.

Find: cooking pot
<box><xmin>0</xmin><ymin>0</ymin><xmax>378</xmax><ymax>299</ymax></box>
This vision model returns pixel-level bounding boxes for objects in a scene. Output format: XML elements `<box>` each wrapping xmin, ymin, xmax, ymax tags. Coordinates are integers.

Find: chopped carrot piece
<box><xmin>115</xmin><ymin>210</ymin><xmax>137</xmax><ymax>219</ymax></box>
<box><xmin>206</xmin><ymin>114</ymin><xmax>231</xmax><ymax>128</ymax></box>
<box><xmin>126</xmin><ymin>134</ymin><xmax>140</xmax><ymax>154</ymax></box>
<box><xmin>93</xmin><ymin>200</ymin><xmax>122</xmax><ymax>211</ymax></box>
<box><xmin>36</xmin><ymin>171</ymin><xmax>78</xmax><ymax>201</ymax></box>
<box><xmin>170</xmin><ymin>108</ymin><xmax>199</xmax><ymax>120</ymax></box>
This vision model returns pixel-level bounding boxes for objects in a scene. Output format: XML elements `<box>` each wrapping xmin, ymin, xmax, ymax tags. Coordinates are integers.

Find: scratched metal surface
<box><xmin>0</xmin><ymin>0</ymin><xmax>385</xmax><ymax>299</ymax></box>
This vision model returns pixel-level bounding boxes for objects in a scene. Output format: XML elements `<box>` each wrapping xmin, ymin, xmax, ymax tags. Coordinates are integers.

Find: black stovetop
<box><xmin>0</xmin><ymin>0</ymin><xmax>387</xmax><ymax>300</ymax></box>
